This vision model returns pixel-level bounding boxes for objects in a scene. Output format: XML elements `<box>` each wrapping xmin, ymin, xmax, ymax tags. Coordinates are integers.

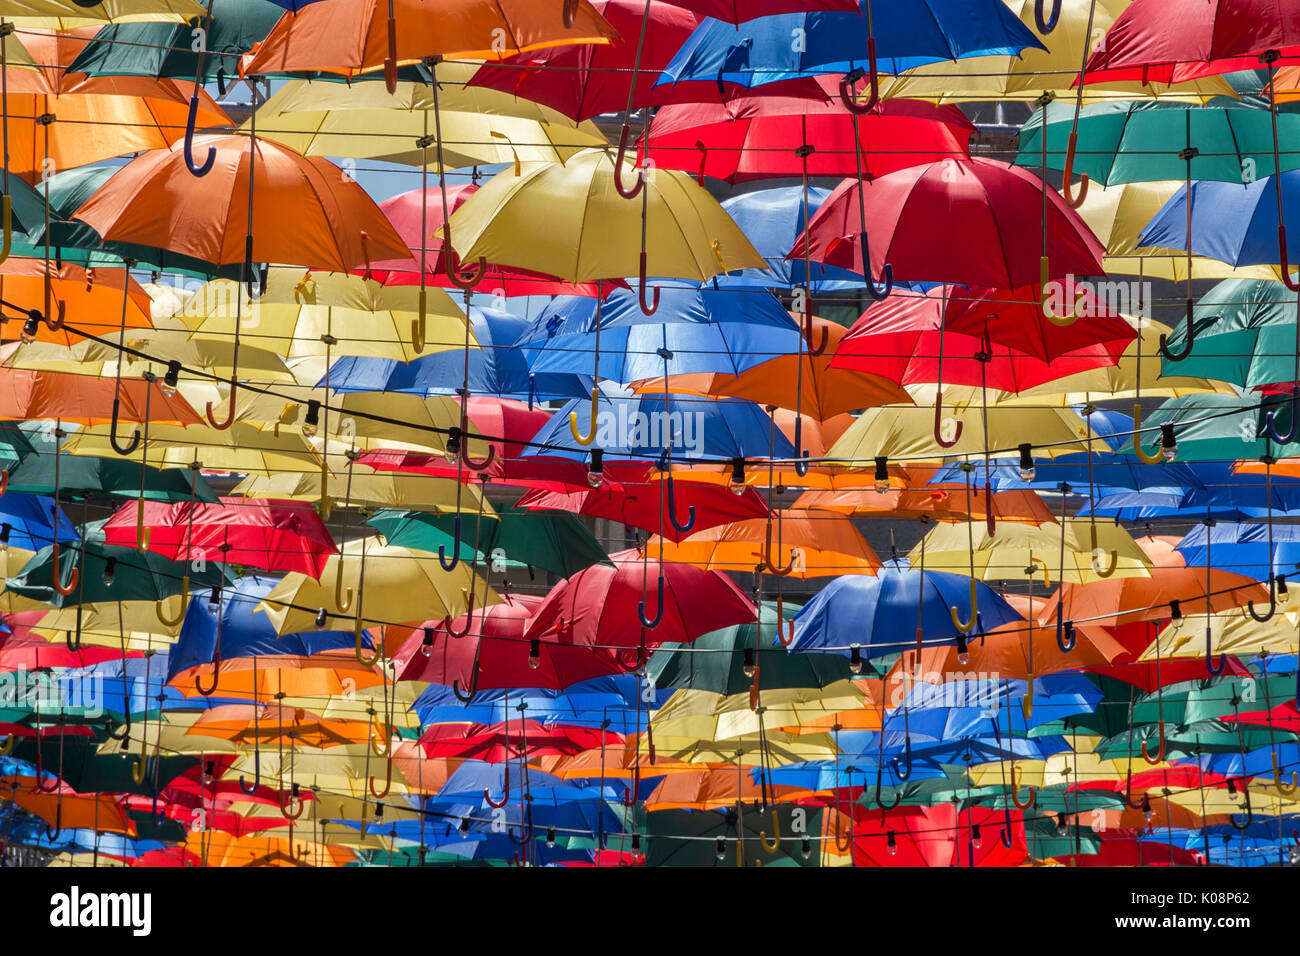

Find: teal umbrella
<box><xmin>0</xmin><ymin>424</ymin><xmax>37</xmax><ymax>474</ymax></box>
<box><xmin>1118</xmin><ymin>393</ymin><xmax>1293</xmax><ymax>461</ymax></box>
<box><xmin>1</xmin><ymin>171</ymin><xmax>47</xmax><ymax>237</ymax></box>
<box><xmin>644</xmin><ymin>804</ymin><xmax>821</xmax><ymax>867</ymax></box>
<box><xmin>5</xmin><ymin>519</ymin><xmax>228</xmax><ymax>607</ymax></box>
<box><xmin>1016</xmin><ymin>100</ymin><xmax>1300</xmax><ymax>184</ymax></box>
<box><xmin>366</xmin><ymin>504</ymin><xmax>609</xmax><ymax>579</ymax></box>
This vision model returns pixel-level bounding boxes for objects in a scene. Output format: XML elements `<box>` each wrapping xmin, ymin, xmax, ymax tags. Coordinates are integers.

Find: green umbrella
<box><xmin>0</xmin><ymin>424</ymin><xmax>37</xmax><ymax>474</ymax></box>
<box><xmin>1094</xmin><ymin>718</ymin><xmax>1290</xmax><ymax>761</ymax></box>
<box><xmin>649</xmin><ymin>601</ymin><xmax>854</xmax><ymax>696</ymax></box>
<box><xmin>644</xmin><ymin>804</ymin><xmax>821</xmax><ymax>867</ymax></box>
<box><xmin>5</xmin><ymin>520</ymin><xmax>228</xmax><ymax>608</ymax></box>
<box><xmin>1119</xmin><ymin>393</ymin><xmax>1291</xmax><ymax>461</ymax></box>
<box><xmin>366</xmin><ymin>504</ymin><xmax>609</xmax><ymax>579</ymax></box>
<box><xmin>1158</xmin><ymin>279</ymin><xmax>1300</xmax><ymax>389</ymax></box>
<box><xmin>1017</xmin><ymin>100</ymin><xmax>1300</xmax><ymax>184</ymax></box>
<box><xmin>1022</xmin><ymin>812</ymin><xmax>1102</xmax><ymax>860</ymax></box>
<box><xmin>4</xmin><ymin>426</ymin><xmax>218</xmax><ymax>503</ymax></box>
<box><xmin>65</xmin><ymin>0</ymin><xmax>282</xmax><ymax>89</ymax></box>
<box><xmin>1</xmin><ymin>170</ymin><xmax>47</xmax><ymax>237</ymax></box>
<box><xmin>1132</xmin><ymin>673</ymin><xmax>1299</xmax><ymax>727</ymax></box>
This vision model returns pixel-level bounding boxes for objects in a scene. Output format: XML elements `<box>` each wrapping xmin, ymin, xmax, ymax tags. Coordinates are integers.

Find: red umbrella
<box><xmin>467</xmin><ymin>0</ymin><xmax>703</xmax><ymax>122</ymax></box>
<box><xmin>419</xmin><ymin>720</ymin><xmax>622</xmax><ymax>762</ymax></box>
<box><xmin>642</xmin><ymin>83</ymin><xmax>974</xmax><ymax>185</ymax></box>
<box><xmin>388</xmin><ymin>593</ymin><xmax>624</xmax><ymax>689</ymax></box>
<box><xmin>1082</xmin><ymin>0</ymin><xmax>1300</xmax><ymax>86</ymax></box>
<box><xmin>516</xmin><ymin>480</ymin><xmax>771</xmax><ymax>542</ymax></box>
<box><xmin>522</xmin><ymin>548</ymin><xmax>755</xmax><ymax>651</ymax></box>
<box><xmin>357</xmin><ymin>185</ymin><xmax>614</xmax><ymax>297</ymax></box>
<box><xmin>670</xmin><ymin>0</ymin><xmax>857</xmax><ymax>17</ymax></box>
<box><xmin>831</xmin><ymin>285</ymin><xmax>1136</xmax><ymax>391</ymax></box>
<box><xmin>788</xmin><ymin>158</ymin><xmax>1106</xmax><ymax>289</ymax></box>
<box><xmin>1086</xmin><ymin>620</ymin><xmax>1250</xmax><ymax>691</ymax></box>
<box><xmin>850</xmin><ymin>803</ymin><xmax>1028</xmax><ymax>867</ymax></box>
<box><xmin>0</xmin><ymin>621</ymin><xmax>145</xmax><ymax>670</ymax></box>
<box><xmin>100</xmin><ymin>497</ymin><xmax>337</xmax><ymax>579</ymax></box>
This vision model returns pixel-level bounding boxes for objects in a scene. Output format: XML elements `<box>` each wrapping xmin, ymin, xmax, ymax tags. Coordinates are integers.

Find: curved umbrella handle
<box><xmin>837</xmin><ymin>39</ymin><xmax>879</xmax><ymax>114</ymax></box>
<box><xmin>761</xmin><ymin>519</ymin><xmax>795</xmax><ymax>576</ymax></box>
<box><xmin>568</xmin><ymin>387</ymin><xmax>599</xmax><ymax>446</ymax></box>
<box><xmin>1157</xmin><ymin>298</ymin><xmax>1196</xmax><ymax>361</ymax></box>
<box><xmin>1034</xmin><ymin>0</ymin><xmax>1061</xmax><ymax>34</ymax></box>
<box><xmin>1140</xmin><ymin>720</ymin><xmax>1166</xmax><ymax>764</ymax></box>
<box><xmin>792</xmin><ymin>416</ymin><xmax>812</xmax><ymax>478</ymax></box>
<box><xmin>1264</xmin><ymin>388</ymin><xmax>1299</xmax><ymax>444</ymax></box>
<box><xmin>105</xmin><ymin>712</ymin><xmax>132</xmax><ymax>742</ymax></box>
<box><xmin>1089</xmin><ymin>524</ymin><xmax>1117</xmax><ymax>579</ymax></box>
<box><xmin>1248</xmin><ymin>576</ymin><xmax>1277</xmax><ymax>622</ymax></box>
<box><xmin>0</xmin><ymin>734</ymin><xmax>13</xmax><ymax>756</ymax></box>
<box><xmin>892</xmin><ymin>739</ymin><xmax>913</xmax><ymax>782</ymax></box>
<box><xmin>355</xmin><ymin>617</ymin><xmax>380</xmax><ymax>667</ymax></box>
<box><xmin>1273</xmin><ymin>751</ymin><xmax>1299</xmax><ymax>795</ymax></box>
<box><xmin>1010</xmin><ymin>765</ymin><xmax>1036</xmax><ymax>809</ymax></box>
<box><xmin>459</xmin><ymin>420</ymin><xmax>497</xmax><ymax>472</ymax></box>
<box><xmin>280</xmin><ymin>782</ymin><xmax>307</xmax><ymax>820</ymax></box>
<box><xmin>759</xmin><ymin>811</ymin><xmax>780</xmax><ymax>853</ymax></box>
<box><xmin>368</xmin><ymin>759</ymin><xmax>392</xmax><ymax>799</ymax></box>
<box><xmin>411</xmin><ymin>290</ymin><xmax>426</xmax><ymax>353</ymax></box>
<box><xmin>1055</xmin><ymin>614</ymin><xmax>1075</xmax><ymax>653</ymax></box>
<box><xmin>613</xmin><ymin>123</ymin><xmax>644</xmax><ymax>200</ymax></box>
<box><xmin>1060</xmin><ymin>130</ymin><xmax>1088</xmax><ymax>209</ymax></box>
<box><xmin>859</xmin><ymin>231</ymin><xmax>893</xmax><ymax>301</ymax></box>
<box><xmin>803</xmin><ymin>312</ymin><xmax>829</xmax><ymax>356</ymax></box>
<box><xmin>238</xmin><ymin>747</ymin><xmax>261</xmax><ymax>795</ymax></box>
<box><xmin>243</xmin><ymin>235</ymin><xmax>265</xmax><ymax>302</ymax></box>
<box><xmin>40</xmin><ymin>297</ymin><xmax>66</xmax><ymax>332</ymax></box>
<box><xmin>949</xmin><ymin>578</ymin><xmax>978</xmax><ymax>634</ymax></box>
<box><xmin>562</xmin><ymin>0</ymin><xmax>579</xmax><ymax>27</ymax></box>
<box><xmin>50</xmin><ymin>539</ymin><xmax>79</xmax><ymax>596</ymax></box>
<box><xmin>0</xmin><ymin>194</ymin><xmax>11</xmax><ymax>265</ymax></box>
<box><xmin>1280</xmin><ymin>225</ymin><xmax>1300</xmax><ymax>292</ymax></box>
<box><xmin>932</xmin><ymin>390</ymin><xmax>964</xmax><ymax>448</ymax></box>
<box><xmin>664</xmin><ymin>473</ymin><xmax>696</xmax><ymax>534</ymax></box>
<box><xmin>1041</xmin><ymin>257</ymin><xmax>1084</xmax><ymax>326</ymax></box>
<box><xmin>1130</xmin><ymin>404</ymin><xmax>1166</xmax><ymax>465</ymax></box>
<box><xmin>205</xmin><ymin>377</ymin><xmax>237</xmax><ymax>430</ymax></box>
<box><xmin>775</xmin><ymin>593</ymin><xmax>795</xmax><ymax>647</ymax></box>
<box><xmin>194</xmin><ymin>657</ymin><xmax>220</xmax><ymax>697</ymax></box>
<box><xmin>452</xmin><ymin>665</ymin><xmax>479</xmax><ymax>702</ymax></box>
<box><xmin>183</xmin><ymin>95</ymin><xmax>216</xmax><ymax>177</ymax></box>
<box><xmin>442</xmin><ymin>589</ymin><xmax>475</xmax><ymax>638</ymax></box>
<box><xmin>1204</xmin><ymin>622</ymin><xmax>1227</xmax><ymax>675</ymax></box>
<box><xmin>638</xmin><ymin>252</ymin><xmax>660</xmax><ymax>316</ymax></box>
<box><xmin>383</xmin><ymin>3</ymin><xmax>398</xmax><ymax>94</ymax></box>
<box><xmin>874</xmin><ymin>766</ymin><xmax>901</xmax><ymax>811</ymax></box>
<box><xmin>484</xmin><ymin>764</ymin><xmax>509</xmax><ymax>807</ymax></box>
<box><xmin>441</xmin><ymin>223</ymin><xmax>487</xmax><ymax>291</ymax></box>
<box><xmin>1229</xmin><ymin>784</ymin><xmax>1253</xmax><ymax>830</ymax></box>
<box><xmin>333</xmin><ymin>557</ymin><xmax>354</xmax><ymax>613</ymax></box>
<box><xmin>638</xmin><ymin>574</ymin><xmax>665</xmax><ymax>628</ymax></box>
<box><xmin>438</xmin><ymin>514</ymin><xmax>463</xmax><ymax>571</ymax></box>
<box><xmin>107</xmin><ymin>398</ymin><xmax>141</xmax><ymax>456</ymax></box>
<box><xmin>155</xmin><ymin>575</ymin><xmax>188</xmax><ymax>627</ymax></box>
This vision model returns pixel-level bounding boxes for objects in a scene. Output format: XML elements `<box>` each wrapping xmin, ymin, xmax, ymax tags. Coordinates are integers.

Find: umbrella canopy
<box><xmin>910</xmin><ymin>519</ymin><xmax>1153</xmax><ymax>583</ymax></box>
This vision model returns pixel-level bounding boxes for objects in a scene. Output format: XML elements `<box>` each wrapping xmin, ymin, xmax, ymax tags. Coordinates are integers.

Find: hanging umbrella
<box><xmin>0</xmin><ymin>368</ymin><xmax>201</xmax><ymax>426</ymax></box>
<box><xmin>910</xmin><ymin>519</ymin><xmax>1152</xmax><ymax>583</ymax></box>
<box><xmin>1118</xmin><ymin>393</ymin><xmax>1288</xmax><ymax>462</ymax></box>
<box><xmin>0</xmin><ymin>1</ymin><xmax>205</xmax><ymax>28</ymax></box>
<box><xmin>0</xmin><ymin>493</ymin><xmax>78</xmax><ymax>550</ymax></box>
<box><xmin>419</xmin><ymin>720</ymin><xmax>621</xmax><ymax>763</ymax></box>
<box><xmin>0</xmin><ymin>259</ymin><xmax>154</xmax><ymax>347</ymax></box>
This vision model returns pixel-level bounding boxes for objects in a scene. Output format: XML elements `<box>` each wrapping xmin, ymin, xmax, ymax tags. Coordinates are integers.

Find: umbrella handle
<box><xmin>1026</xmin><ymin>556</ymin><xmax>1050</xmax><ymax>588</ymax></box>
<box><xmin>562</xmin><ymin>0</ymin><xmax>579</xmax><ymax>28</ymax></box>
<box><xmin>792</xmin><ymin>416</ymin><xmax>812</xmax><ymax>478</ymax></box>
<box><xmin>107</xmin><ymin>398</ymin><xmax>142</xmax><ymax>456</ymax></box>
<box><xmin>66</xmin><ymin>604</ymin><xmax>82</xmax><ymax>650</ymax></box>
<box><xmin>1247</xmin><ymin>575</ymin><xmax>1278</xmax><ymax>623</ymax></box>
<box><xmin>50</xmin><ymin>539</ymin><xmax>79</xmax><ymax>596</ymax></box>
<box><xmin>1229</xmin><ymin>784</ymin><xmax>1252</xmax><ymax>831</ymax></box>
<box><xmin>39</xmin><ymin>297</ymin><xmax>66</xmax><ymax>332</ymax></box>
<box><xmin>0</xmin><ymin>194</ymin><xmax>11</xmax><ymax>265</ymax></box>
<box><xmin>1157</xmin><ymin>298</ymin><xmax>1195</xmax><ymax>361</ymax></box>
<box><xmin>182</xmin><ymin>96</ymin><xmax>216</xmax><ymax>177</ymax></box>
<box><xmin>485</xmin><ymin>764</ymin><xmax>510</xmax><ymax>807</ymax></box>
<box><xmin>775</xmin><ymin>594</ymin><xmax>795</xmax><ymax>647</ymax></box>
<box><xmin>136</xmin><ymin>501</ymin><xmax>151</xmax><ymax>554</ymax></box>
<box><xmin>932</xmin><ymin>390</ymin><xmax>963</xmax><ymax>448</ymax></box>
<box><xmin>411</xmin><ymin>291</ymin><xmax>426</xmax><ymax>353</ymax></box>
<box><xmin>759</xmin><ymin>810</ymin><xmax>780</xmax><ymax>853</ymax></box>
<box><xmin>874</xmin><ymin>768</ymin><xmax>901</xmax><ymax>811</ymax></box>
<box><xmin>1264</xmin><ymin>387</ymin><xmax>1299</xmax><ymax>443</ymax></box>
<box><xmin>1009</xmin><ymin>764</ymin><xmax>1036</xmax><ymax>809</ymax></box>
<box><xmin>948</xmin><ymin>578</ymin><xmax>977</xmax><ymax>634</ymax></box>
<box><xmin>803</xmin><ymin>312</ymin><xmax>829</xmax><ymax>355</ymax></box>
<box><xmin>1281</xmin><ymin>225</ymin><xmax>1300</xmax><ymax>292</ymax></box>
<box><xmin>105</xmin><ymin>711</ymin><xmax>132</xmax><ymax>742</ymax></box>
<box><xmin>438</xmin><ymin>514</ymin><xmax>463</xmax><ymax>571</ymax></box>
<box><xmin>984</xmin><ymin>482</ymin><xmax>996</xmax><ymax>538</ymax></box>
<box><xmin>1055</xmin><ymin>614</ymin><xmax>1075</xmax><ymax>653</ymax></box>
<box><xmin>1130</xmin><ymin>404</ymin><xmax>1166</xmax><ymax>465</ymax></box>
<box><xmin>1060</xmin><ymin>130</ymin><xmax>1088</xmax><ymax>209</ymax></box>
<box><xmin>1140</xmin><ymin>720</ymin><xmax>1165</xmax><ymax>764</ymax></box>
<box><xmin>613</xmin><ymin>124</ymin><xmax>644</xmax><ymax>200</ymax></box>
<box><xmin>368</xmin><ymin>759</ymin><xmax>392</xmax><ymax>799</ymax></box>
<box><xmin>280</xmin><ymin>782</ymin><xmax>307</xmax><ymax>820</ymax></box>
<box><xmin>760</xmin><ymin>519</ymin><xmax>795</xmax><ymax>576</ymax></box>
<box><xmin>238</xmin><ymin>747</ymin><xmax>261</xmax><ymax>795</ymax></box>
<box><xmin>638</xmin><ymin>252</ymin><xmax>660</xmax><ymax>315</ymax></box>
<box><xmin>837</xmin><ymin>39</ymin><xmax>879</xmax><ymax>114</ymax></box>
<box><xmin>1034</xmin><ymin>0</ymin><xmax>1061</xmax><ymax>34</ymax></box>
<box><xmin>441</xmin><ymin>224</ymin><xmax>487</xmax><ymax>291</ymax></box>
<box><xmin>1089</xmin><ymin>526</ymin><xmax>1116</xmax><ymax>579</ymax></box>
<box><xmin>892</xmin><ymin>735</ymin><xmax>912</xmax><ymax>782</ymax></box>
<box><xmin>0</xmin><ymin>734</ymin><xmax>13</xmax><ymax>756</ymax></box>
<box><xmin>858</xmin><ymin>232</ymin><xmax>892</xmax><ymax>301</ymax></box>
<box><xmin>383</xmin><ymin>9</ymin><xmax>398</xmax><ymax>94</ymax></box>
<box><xmin>442</xmin><ymin>589</ymin><xmax>475</xmax><ymax>639</ymax></box>
<box><xmin>568</xmin><ymin>387</ymin><xmax>600</xmax><ymax>446</ymax></box>
<box><xmin>0</xmin><ymin>469</ymin><xmax>7</xmax><ymax>497</ymax></box>
<box><xmin>638</xmin><ymin>574</ymin><xmax>665</xmax><ymax>628</ymax></box>
<box><xmin>452</xmin><ymin>665</ymin><xmax>479</xmax><ymax>702</ymax></box>
<box><xmin>355</xmin><ymin>616</ymin><xmax>380</xmax><ymax>666</ymax></box>
<box><xmin>205</xmin><ymin>377</ymin><xmax>237</xmax><ymax>430</ymax></box>
<box><xmin>1273</xmin><ymin>751</ymin><xmax>1299</xmax><ymax>795</ymax></box>
<box><xmin>664</xmin><ymin>473</ymin><xmax>695</xmax><ymax>534</ymax></box>
<box><xmin>334</xmin><ymin>557</ymin><xmax>354</xmax><ymax>612</ymax></box>
<box><xmin>459</xmin><ymin>410</ymin><xmax>497</xmax><ymax>471</ymax></box>
<box><xmin>1204</xmin><ymin>622</ymin><xmax>1227</xmax><ymax>676</ymax></box>
<box><xmin>1040</xmin><ymin>257</ymin><xmax>1084</xmax><ymax>326</ymax></box>
<box><xmin>155</xmin><ymin>575</ymin><xmax>188</xmax><ymax>627</ymax></box>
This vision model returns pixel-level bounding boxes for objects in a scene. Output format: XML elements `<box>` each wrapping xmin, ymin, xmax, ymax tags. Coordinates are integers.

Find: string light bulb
<box><xmin>1017</xmin><ymin>443</ymin><xmax>1036</xmax><ymax>481</ymax></box>
<box><xmin>421</xmin><ymin>627</ymin><xmax>434</xmax><ymax>657</ymax></box>
<box><xmin>742</xmin><ymin>647</ymin><xmax>756</xmax><ymax>678</ymax></box>
<box><xmin>160</xmin><ymin>360</ymin><xmax>182</xmax><ymax>398</ymax></box>
<box><xmin>587</xmin><ymin>448</ymin><xmax>604</xmax><ymax>488</ymax></box>
<box><xmin>527</xmin><ymin>639</ymin><xmax>541</xmax><ymax>670</ymax></box>
<box><xmin>1160</xmin><ymin>424</ymin><xmax>1178</xmax><ymax>461</ymax></box>
<box><xmin>848</xmin><ymin>644</ymin><xmax>863</xmax><ymax>674</ymax></box>
<box><xmin>302</xmin><ymin>399</ymin><xmax>321</xmax><ymax>438</ymax></box>
<box><xmin>886</xmin><ymin>831</ymin><xmax>897</xmax><ymax>855</ymax></box>
<box><xmin>873</xmin><ymin>456</ymin><xmax>890</xmax><ymax>493</ymax></box>
<box><xmin>729</xmin><ymin>457</ymin><xmax>747</xmax><ymax>495</ymax></box>
<box><xmin>101</xmin><ymin>556</ymin><xmax>116</xmax><ymax>587</ymax></box>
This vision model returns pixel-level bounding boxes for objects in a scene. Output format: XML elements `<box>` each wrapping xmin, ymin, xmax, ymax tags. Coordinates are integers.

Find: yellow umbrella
<box><xmin>180</xmin><ymin>268</ymin><xmax>471</xmax><ymax>362</ymax></box>
<box><xmin>0</xmin><ymin>546</ymin><xmax>37</xmax><ymax>613</ymax></box>
<box><xmin>652</xmin><ymin>682</ymin><xmax>871</xmax><ymax>745</ymax></box>
<box><xmin>0</xmin><ymin>0</ymin><xmax>202</xmax><ymax>27</ymax></box>
<box><xmin>881</xmin><ymin>0</ymin><xmax>1235</xmax><ymax>105</ymax></box>
<box><xmin>1143</xmin><ymin>607</ymin><xmax>1300</xmax><ymax>662</ymax></box>
<box><xmin>258</xmin><ymin>537</ymin><xmax>500</xmax><ymax>642</ymax></box>
<box><xmin>251</xmin><ymin>71</ymin><xmax>607</xmax><ymax>169</ymax></box>
<box><xmin>231</xmin><ymin>468</ymin><xmax>480</xmax><ymax>515</ymax></box>
<box><xmin>1075</xmin><ymin>181</ymin><xmax>1284</xmax><ymax>282</ymax></box>
<box><xmin>827</xmin><ymin>404</ymin><xmax>1105</xmax><ymax>463</ymax></box>
<box><xmin>26</xmin><ymin>600</ymin><xmax>182</xmax><ymax>649</ymax></box>
<box><xmin>63</xmin><ymin>420</ymin><xmax>324</xmax><ymax>477</ymax></box>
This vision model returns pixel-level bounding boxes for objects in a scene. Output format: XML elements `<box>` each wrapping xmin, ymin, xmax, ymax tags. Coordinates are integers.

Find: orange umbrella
<box><xmin>632</xmin><ymin>314</ymin><xmax>912</xmax><ymax>420</ymax></box>
<box><xmin>648</xmin><ymin>509</ymin><xmax>881</xmax><ymax>579</ymax></box>
<box><xmin>183</xmin><ymin>702</ymin><xmax>372</xmax><ymax>748</ymax></box>
<box><xmin>644</xmin><ymin>767</ymin><xmax>774</xmax><ymax>810</ymax></box>
<box><xmin>1039</xmin><ymin>534</ymin><xmax>1268</xmax><ymax>628</ymax></box>
<box><xmin>388</xmin><ymin>742</ymin><xmax>466</xmax><ymax>796</ymax></box>
<box><xmin>241</xmin><ymin>0</ymin><xmax>617</xmax><ymax>83</ymax></box>
<box><xmin>0</xmin><ymin>367</ymin><xmax>200</xmax><ymax>424</ymax></box>
<box><xmin>182</xmin><ymin>831</ymin><xmax>353</xmax><ymax>867</ymax></box>
<box><xmin>0</xmin><ymin>259</ymin><xmax>153</xmax><ymax>345</ymax></box>
<box><xmin>71</xmin><ymin>135</ymin><xmax>410</xmax><ymax>273</ymax></box>
<box><xmin>533</xmin><ymin>742</ymin><xmax>700</xmax><ymax>780</ymax></box>
<box><xmin>0</xmin><ymin>776</ymin><xmax>131</xmax><ymax>835</ymax></box>
<box><xmin>169</xmin><ymin>651</ymin><xmax>385</xmax><ymax>701</ymax></box>
<box><xmin>794</xmin><ymin>485</ymin><xmax>1057</xmax><ymax>525</ymax></box>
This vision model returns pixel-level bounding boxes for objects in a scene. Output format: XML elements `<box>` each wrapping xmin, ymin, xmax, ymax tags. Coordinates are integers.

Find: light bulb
<box><xmin>873</xmin><ymin>456</ymin><xmax>890</xmax><ymax>493</ymax></box>
<box><xmin>971</xmin><ymin>824</ymin><xmax>983</xmax><ymax>849</ymax></box>
<box><xmin>443</xmin><ymin>427</ymin><xmax>462</xmax><ymax>463</ymax></box>
<box><xmin>1160</xmin><ymin>424</ymin><xmax>1177</xmax><ymax>461</ymax></box>
<box><xmin>1055</xmin><ymin>813</ymin><xmax>1068</xmax><ymax>836</ymax></box>
<box><xmin>301</xmin><ymin>399</ymin><xmax>320</xmax><ymax>438</ymax></box>
<box><xmin>742</xmin><ymin>647</ymin><xmax>756</xmax><ymax>678</ymax></box>
<box><xmin>208</xmin><ymin>586</ymin><xmax>220</xmax><ymax>608</ymax></box>
<box><xmin>1227</xmin><ymin>779</ymin><xmax>1240</xmax><ymax>803</ymax></box>
<box><xmin>728</xmin><ymin>457</ymin><xmax>747</xmax><ymax>495</ymax></box>
<box><xmin>1141</xmin><ymin>793</ymin><xmax>1153</xmax><ymax>823</ymax></box>
<box><xmin>527</xmin><ymin>639</ymin><xmax>541</xmax><ymax>670</ymax></box>
<box><xmin>420</xmin><ymin>627</ymin><xmax>434</xmax><ymax>657</ymax></box>
<box><xmin>956</xmin><ymin>634</ymin><xmax>969</xmax><ymax>666</ymax></box>
<box><xmin>160</xmin><ymin>360</ymin><xmax>181</xmax><ymax>398</ymax></box>
<box><xmin>886</xmin><ymin>831</ymin><xmax>897</xmax><ymax>855</ymax></box>
<box><xmin>1017</xmin><ymin>443</ymin><xmax>1036</xmax><ymax>481</ymax></box>
<box><xmin>801</xmin><ymin>836</ymin><xmax>811</xmax><ymax>857</ymax></box>
<box><xmin>545</xmin><ymin>825</ymin><xmax>556</xmax><ymax>848</ymax></box>
<box><xmin>101</xmin><ymin>557</ymin><xmax>116</xmax><ymax>587</ymax></box>
<box><xmin>848</xmin><ymin>645</ymin><xmax>863</xmax><ymax>674</ymax></box>
<box><xmin>1278</xmin><ymin>574</ymin><xmax>1289</xmax><ymax>599</ymax></box>
<box><xmin>315</xmin><ymin>607</ymin><xmax>328</xmax><ymax>627</ymax></box>
<box><xmin>587</xmin><ymin>449</ymin><xmax>604</xmax><ymax>488</ymax></box>
<box><xmin>459</xmin><ymin>816</ymin><xmax>470</xmax><ymax>833</ymax></box>
<box><xmin>20</xmin><ymin>311</ymin><xmax>40</xmax><ymax>344</ymax></box>
<box><xmin>0</xmin><ymin>523</ymin><xmax>10</xmax><ymax>552</ymax></box>
<box><xmin>1169</xmin><ymin>600</ymin><xmax>1183</xmax><ymax>623</ymax></box>
<box><xmin>715</xmin><ymin>836</ymin><xmax>727</xmax><ymax>860</ymax></box>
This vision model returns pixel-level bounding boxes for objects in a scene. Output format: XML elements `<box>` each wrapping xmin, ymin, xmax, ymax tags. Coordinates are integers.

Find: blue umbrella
<box><xmin>1080</xmin><ymin>461</ymin><xmax>1300</xmax><ymax>520</ymax></box>
<box><xmin>320</xmin><ymin>305</ymin><xmax>590</xmax><ymax>404</ymax></box>
<box><xmin>525</xmin><ymin>392</ymin><xmax>796</xmax><ymax>463</ymax></box>
<box><xmin>1174</xmin><ymin>521</ymin><xmax>1300</xmax><ymax>579</ymax></box>
<box><xmin>0</xmin><ymin>494</ymin><xmax>79</xmax><ymax>551</ymax></box>
<box><xmin>411</xmin><ymin>676</ymin><xmax>668</xmax><ymax>733</ymax></box>
<box><xmin>515</xmin><ymin>286</ymin><xmax>802</xmax><ymax>383</ymax></box>
<box><xmin>655</xmin><ymin>0</ymin><xmax>1043</xmax><ymax>95</ymax></box>
<box><xmin>788</xmin><ymin>567</ymin><xmax>1022</xmax><ymax>660</ymax></box>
